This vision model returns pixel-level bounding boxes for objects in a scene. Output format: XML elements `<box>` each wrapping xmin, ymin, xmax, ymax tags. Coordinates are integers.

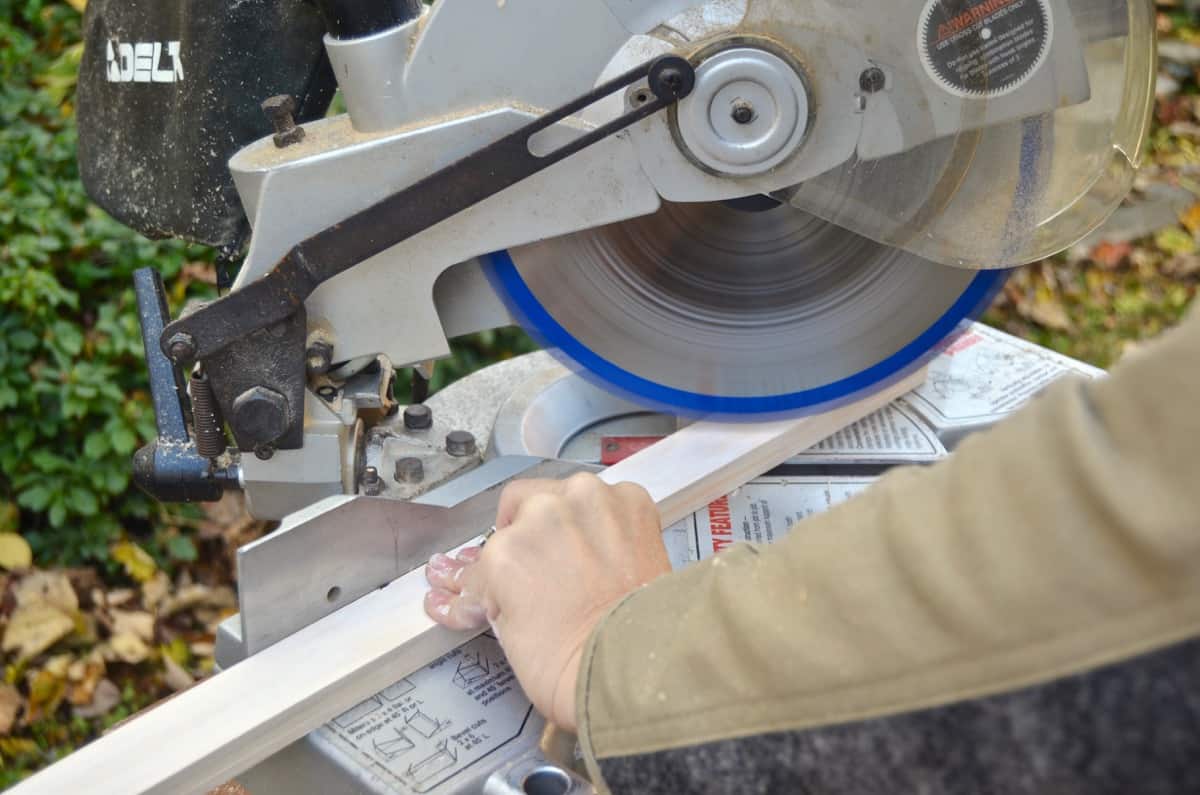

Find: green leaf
<box><xmin>16</xmin><ymin>486</ymin><xmax>51</xmax><ymax>512</ymax></box>
<box><xmin>110</xmin><ymin>426</ymin><xmax>138</xmax><ymax>455</ymax></box>
<box><xmin>82</xmin><ymin>431</ymin><xmax>109</xmax><ymax>459</ymax></box>
<box><xmin>165</xmin><ymin>535</ymin><xmax>197</xmax><ymax>563</ymax></box>
<box><xmin>66</xmin><ymin>488</ymin><xmax>97</xmax><ymax>516</ymax></box>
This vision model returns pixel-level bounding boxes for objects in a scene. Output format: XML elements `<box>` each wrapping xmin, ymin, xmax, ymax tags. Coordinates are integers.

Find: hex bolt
<box><xmin>166</xmin><ymin>332</ymin><xmax>197</xmax><ymax>363</ymax></box>
<box><xmin>261</xmin><ymin>94</ymin><xmax>306</xmax><ymax>148</ymax></box>
<box><xmin>859</xmin><ymin>66</ymin><xmax>887</xmax><ymax>93</ymax></box>
<box><xmin>730</xmin><ymin>99</ymin><xmax>756</xmax><ymax>125</ymax></box>
<box><xmin>232</xmin><ymin>386</ymin><xmax>288</xmax><ymax>447</ymax></box>
<box><xmin>394</xmin><ymin>457</ymin><xmax>424</xmax><ymax>484</ymax></box>
<box><xmin>403</xmin><ymin>403</ymin><xmax>433</xmax><ymax>431</ymax></box>
<box><xmin>445</xmin><ymin>430</ymin><xmax>477</xmax><ymax>458</ymax></box>
<box><xmin>361</xmin><ymin>466</ymin><xmax>383</xmax><ymax>496</ymax></box>
<box><xmin>305</xmin><ymin>341</ymin><xmax>334</xmax><ymax>376</ymax></box>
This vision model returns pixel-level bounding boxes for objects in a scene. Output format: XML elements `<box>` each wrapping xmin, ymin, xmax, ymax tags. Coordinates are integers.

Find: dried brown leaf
<box><xmin>0</xmin><ymin>683</ymin><xmax>23</xmax><ymax>735</ymax></box>
<box><xmin>0</xmin><ymin>534</ymin><xmax>32</xmax><ymax>572</ymax></box>
<box><xmin>66</xmin><ymin>659</ymin><xmax>106</xmax><ymax>707</ymax></box>
<box><xmin>72</xmin><ymin>678</ymin><xmax>120</xmax><ymax>720</ymax></box>
<box><xmin>43</xmin><ymin>653</ymin><xmax>72</xmax><ymax>679</ymax></box>
<box><xmin>162</xmin><ymin>654</ymin><xmax>195</xmax><ymax>692</ymax></box>
<box><xmin>14</xmin><ymin>571</ymin><xmax>79</xmax><ymax>613</ymax></box>
<box><xmin>110</xmin><ymin>609</ymin><xmax>155</xmax><ymax>643</ymax></box>
<box><xmin>25</xmin><ymin>668</ymin><xmax>66</xmax><ymax>723</ymax></box>
<box><xmin>107</xmin><ymin>632</ymin><xmax>151</xmax><ymax>665</ymax></box>
<box><xmin>2</xmin><ymin>604</ymin><xmax>75</xmax><ymax>660</ymax></box>
<box><xmin>141</xmin><ymin>571</ymin><xmax>171</xmax><ymax>612</ymax></box>
<box><xmin>105</xmin><ymin>588</ymin><xmax>136</xmax><ymax>608</ymax></box>
<box><xmin>160</xmin><ymin>584</ymin><xmax>236</xmax><ymax>617</ymax></box>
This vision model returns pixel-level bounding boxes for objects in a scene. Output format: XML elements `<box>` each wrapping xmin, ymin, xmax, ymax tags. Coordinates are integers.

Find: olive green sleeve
<box><xmin>576</xmin><ymin>307</ymin><xmax>1200</xmax><ymax>788</ymax></box>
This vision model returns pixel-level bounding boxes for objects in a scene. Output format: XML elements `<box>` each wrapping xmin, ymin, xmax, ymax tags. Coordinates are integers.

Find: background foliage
<box><xmin>0</xmin><ymin>0</ymin><xmax>534</xmax><ymax>571</ymax></box>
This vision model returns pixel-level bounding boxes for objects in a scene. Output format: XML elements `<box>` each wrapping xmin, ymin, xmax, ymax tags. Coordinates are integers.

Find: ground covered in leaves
<box><xmin>4</xmin><ymin>2</ymin><xmax>1200</xmax><ymax>790</ymax></box>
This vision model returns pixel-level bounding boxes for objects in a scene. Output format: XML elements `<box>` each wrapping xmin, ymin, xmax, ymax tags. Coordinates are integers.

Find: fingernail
<box><xmin>456</xmin><ymin>546</ymin><xmax>482</xmax><ymax>563</ymax></box>
<box><xmin>425</xmin><ymin>589</ymin><xmax>452</xmax><ymax>617</ymax></box>
<box><xmin>428</xmin><ymin>552</ymin><xmax>454</xmax><ymax>571</ymax></box>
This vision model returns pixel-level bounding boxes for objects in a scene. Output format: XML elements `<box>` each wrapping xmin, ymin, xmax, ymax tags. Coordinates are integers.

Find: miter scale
<box><xmin>65</xmin><ymin>0</ymin><xmax>1157</xmax><ymax>791</ymax></box>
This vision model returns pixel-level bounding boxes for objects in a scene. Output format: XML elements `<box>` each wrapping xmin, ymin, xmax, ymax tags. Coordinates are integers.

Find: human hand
<box><xmin>423</xmin><ymin>473</ymin><xmax>670</xmax><ymax>731</ymax></box>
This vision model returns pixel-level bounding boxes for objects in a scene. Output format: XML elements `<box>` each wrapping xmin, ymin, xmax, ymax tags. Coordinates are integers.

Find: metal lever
<box><xmin>131</xmin><ymin>268</ymin><xmax>239</xmax><ymax>502</ymax></box>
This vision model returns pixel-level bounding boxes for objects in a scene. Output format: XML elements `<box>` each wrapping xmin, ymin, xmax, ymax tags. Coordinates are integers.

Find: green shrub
<box><xmin>0</xmin><ymin>2</ymin><xmax>216</xmax><ymax>566</ymax></box>
<box><xmin>0</xmin><ymin>1</ymin><xmax>534</xmax><ymax>568</ymax></box>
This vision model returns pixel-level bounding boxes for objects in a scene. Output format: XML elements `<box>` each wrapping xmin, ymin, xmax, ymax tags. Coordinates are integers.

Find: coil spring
<box><xmin>190</xmin><ymin>371</ymin><xmax>226</xmax><ymax>460</ymax></box>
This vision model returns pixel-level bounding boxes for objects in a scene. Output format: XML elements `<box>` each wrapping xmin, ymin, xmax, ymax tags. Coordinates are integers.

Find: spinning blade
<box><xmin>490</xmin><ymin>201</ymin><xmax>1006</xmax><ymax>417</ymax></box>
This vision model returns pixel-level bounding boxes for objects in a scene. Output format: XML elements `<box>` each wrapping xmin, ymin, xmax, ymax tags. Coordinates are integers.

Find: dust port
<box><xmin>522</xmin><ymin>765</ymin><xmax>571</xmax><ymax>795</ymax></box>
<box><xmin>326</xmin><ymin>586</ymin><xmax>342</xmax><ymax>603</ymax></box>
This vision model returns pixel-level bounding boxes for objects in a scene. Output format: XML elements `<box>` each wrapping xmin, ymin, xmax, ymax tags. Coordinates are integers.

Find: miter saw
<box><xmin>72</xmin><ymin>0</ymin><xmax>1155</xmax><ymax>791</ymax></box>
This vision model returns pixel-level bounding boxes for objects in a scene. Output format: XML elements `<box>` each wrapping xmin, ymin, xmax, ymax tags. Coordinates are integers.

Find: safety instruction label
<box><xmin>918</xmin><ymin>0</ymin><xmax>1052</xmax><ymax>98</ymax></box>
<box><xmin>318</xmin><ymin>634</ymin><xmax>538</xmax><ymax>794</ymax></box>
<box><xmin>903</xmin><ymin>322</ymin><xmax>1103</xmax><ymax>430</ymax></box>
<box><xmin>791</xmin><ymin>403</ymin><xmax>946</xmax><ymax>464</ymax></box>
<box><xmin>662</xmin><ymin>477</ymin><xmax>876</xmax><ymax>569</ymax></box>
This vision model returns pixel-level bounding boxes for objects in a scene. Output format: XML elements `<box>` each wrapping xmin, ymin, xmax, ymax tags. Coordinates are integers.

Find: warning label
<box><xmin>918</xmin><ymin>0</ymin><xmax>1052</xmax><ymax>98</ymax></box>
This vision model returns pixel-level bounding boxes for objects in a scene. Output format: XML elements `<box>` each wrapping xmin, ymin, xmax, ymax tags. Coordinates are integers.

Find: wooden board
<box><xmin>11</xmin><ymin>370</ymin><xmax>923</xmax><ymax>795</ymax></box>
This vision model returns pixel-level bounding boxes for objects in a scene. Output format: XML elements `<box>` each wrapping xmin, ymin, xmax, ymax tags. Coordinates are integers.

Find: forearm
<box><xmin>577</xmin><ymin>308</ymin><xmax>1200</xmax><ymax>792</ymax></box>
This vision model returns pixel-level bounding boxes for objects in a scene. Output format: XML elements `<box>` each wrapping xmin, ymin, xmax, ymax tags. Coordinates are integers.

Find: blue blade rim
<box><xmin>485</xmin><ymin>249</ymin><xmax>1010</xmax><ymax>416</ymax></box>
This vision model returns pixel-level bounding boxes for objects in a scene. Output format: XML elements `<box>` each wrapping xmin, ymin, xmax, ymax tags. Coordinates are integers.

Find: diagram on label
<box><xmin>333</xmin><ymin>695</ymin><xmax>382</xmax><ymax>729</ymax></box>
<box><xmin>317</xmin><ymin>634</ymin><xmax>539</xmax><ymax>794</ymax></box>
<box><xmin>373</xmin><ymin>728</ymin><xmax>416</xmax><ymax>761</ymax></box>
<box><xmin>906</xmin><ymin>324</ymin><xmax>1102</xmax><ymax>425</ymax></box>
<box><xmin>453</xmin><ymin>651</ymin><xmax>491</xmax><ymax>689</ymax></box>
<box><xmin>405</xmin><ymin>708</ymin><xmax>446</xmax><ymax>739</ymax></box>
<box><xmin>403</xmin><ymin>741</ymin><xmax>459</xmax><ymax>788</ymax></box>
<box><xmin>382</xmin><ymin>678</ymin><xmax>416</xmax><ymax>701</ymax></box>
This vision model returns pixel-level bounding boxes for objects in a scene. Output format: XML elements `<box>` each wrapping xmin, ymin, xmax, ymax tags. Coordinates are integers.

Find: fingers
<box><xmin>495</xmin><ymin>478</ymin><xmax>565</xmax><ymax>529</ymax></box>
<box><xmin>424</xmin><ymin>547</ymin><xmax>490</xmax><ymax>630</ymax></box>
<box><xmin>424</xmin><ymin>587</ymin><xmax>489</xmax><ymax>630</ymax></box>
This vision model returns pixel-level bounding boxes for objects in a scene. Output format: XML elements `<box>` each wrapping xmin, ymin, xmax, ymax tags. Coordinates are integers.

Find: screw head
<box><xmin>859</xmin><ymin>66</ymin><xmax>887</xmax><ymax>93</ymax></box>
<box><xmin>261</xmin><ymin>95</ymin><xmax>305</xmax><ymax>147</ymax></box>
<box><xmin>261</xmin><ymin>94</ymin><xmax>297</xmax><ymax>120</ymax></box>
<box><xmin>648</xmin><ymin>55</ymin><xmax>695</xmax><ymax>101</ymax></box>
<box><xmin>445</xmin><ymin>430</ymin><xmax>477</xmax><ymax>458</ymax></box>
<box><xmin>403</xmin><ymin>403</ymin><xmax>433</xmax><ymax>431</ymax></box>
<box><xmin>306</xmin><ymin>341</ymin><xmax>334</xmax><ymax>376</ymax></box>
<box><xmin>165</xmin><ymin>332</ymin><xmax>197</xmax><ymax>363</ymax></box>
<box><xmin>394</xmin><ymin>457</ymin><xmax>424</xmax><ymax>484</ymax></box>
<box><xmin>361</xmin><ymin>465</ymin><xmax>383</xmax><ymax>495</ymax></box>
<box><xmin>730</xmin><ymin>100</ymin><xmax>755</xmax><ymax>125</ymax></box>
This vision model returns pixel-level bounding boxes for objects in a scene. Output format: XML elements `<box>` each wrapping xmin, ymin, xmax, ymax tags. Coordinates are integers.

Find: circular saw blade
<box><xmin>489</xmin><ymin>201</ymin><xmax>1006</xmax><ymax>417</ymax></box>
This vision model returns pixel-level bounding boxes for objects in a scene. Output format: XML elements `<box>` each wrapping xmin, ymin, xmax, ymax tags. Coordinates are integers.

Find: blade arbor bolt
<box><xmin>730</xmin><ymin>99</ymin><xmax>756</xmax><ymax>125</ymax></box>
